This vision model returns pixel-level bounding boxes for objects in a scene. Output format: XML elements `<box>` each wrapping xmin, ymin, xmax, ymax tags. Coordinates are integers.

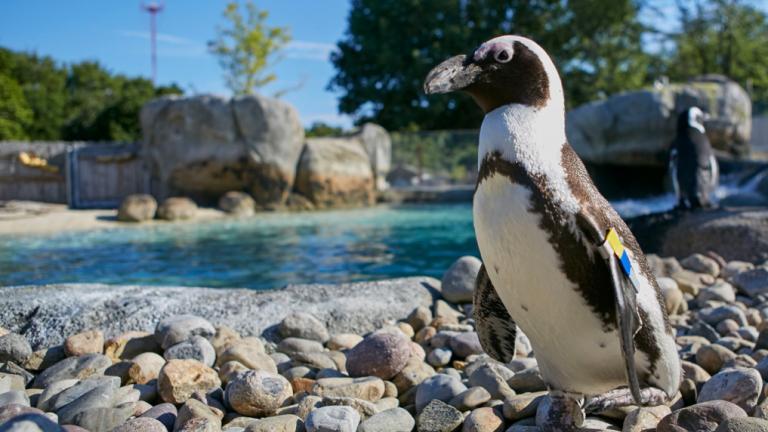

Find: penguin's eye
<box><xmin>494</xmin><ymin>49</ymin><xmax>512</xmax><ymax>63</ymax></box>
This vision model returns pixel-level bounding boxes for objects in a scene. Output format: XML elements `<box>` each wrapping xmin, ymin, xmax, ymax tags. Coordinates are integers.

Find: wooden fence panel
<box><xmin>68</xmin><ymin>143</ymin><xmax>149</xmax><ymax>209</ymax></box>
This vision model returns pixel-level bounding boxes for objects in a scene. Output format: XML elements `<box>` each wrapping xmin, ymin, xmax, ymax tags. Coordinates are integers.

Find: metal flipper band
<box><xmin>599</xmin><ymin>228</ymin><xmax>641</xmax><ymax>292</ymax></box>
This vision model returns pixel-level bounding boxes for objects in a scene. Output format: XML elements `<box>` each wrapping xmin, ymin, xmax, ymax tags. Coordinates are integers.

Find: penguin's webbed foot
<box><xmin>583</xmin><ymin>387</ymin><xmax>669</xmax><ymax>414</ymax></box>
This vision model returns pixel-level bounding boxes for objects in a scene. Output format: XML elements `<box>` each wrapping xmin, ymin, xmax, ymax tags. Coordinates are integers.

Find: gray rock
<box><xmin>567</xmin><ymin>76</ymin><xmax>751</xmax><ymax>166</ymax></box>
<box><xmin>305</xmin><ymin>405</ymin><xmax>360</xmax><ymax>432</ymax></box>
<box><xmin>164</xmin><ymin>336</ymin><xmax>216</xmax><ymax>367</ymax></box>
<box><xmin>393</xmin><ymin>357</ymin><xmax>435</xmax><ymax>393</ymax></box>
<box><xmin>622</xmin><ymin>405</ymin><xmax>671</xmax><ymax>432</ymax></box>
<box><xmin>502</xmin><ymin>392</ymin><xmax>547</xmax><ymax>421</ymax></box>
<box><xmin>696</xmin><ymin>343</ymin><xmax>736</xmax><ymax>375</ymax></box>
<box><xmin>449</xmin><ymin>332</ymin><xmax>483</xmax><ymax>358</ymax></box>
<box><xmin>733</xmin><ymin>267</ymin><xmax>768</xmax><ymax>298</ymax></box>
<box><xmin>448</xmin><ymin>386</ymin><xmax>491</xmax><ymax>411</ymax></box>
<box><xmin>715</xmin><ymin>418</ymin><xmax>768</xmax><ymax>432</ymax></box>
<box><xmin>218</xmin><ymin>191</ymin><xmax>256</xmax><ymax>216</ymax></box>
<box><xmin>358</xmin><ymin>407</ymin><xmax>414</xmax><ymax>432</ymax></box>
<box><xmin>698</xmin><ymin>367</ymin><xmax>763</xmax><ymax>412</ymax></box>
<box><xmin>140</xmin><ymin>94</ymin><xmax>305</xmax><ymax>206</ymax></box>
<box><xmin>0</xmin><ymin>390</ymin><xmax>30</xmax><ymax>407</ymax></box>
<box><xmin>32</xmin><ymin>354</ymin><xmax>112</xmax><ymax>389</ymax></box>
<box><xmin>140</xmin><ymin>402</ymin><xmax>177</xmax><ymax>430</ymax></box>
<box><xmin>278</xmin><ymin>313</ymin><xmax>329</xmax><ymax>343</ymax></box>
<box><xmin>0</xmin><ymin>278</ymin><xmax>439</xmax><ymax>349</ymax></box>
<box><xmin>0</xmin><ymin>373</ymin><xmax>25</xmax><ymax>393</ymax></box>
<box><xmin>507</xmin><ymin>368</ymin><xmax>547</xmax><ymax>393</ymax></box>
<box><xmin>225</xmin><ymin>370</ymin><xmax>292</xmax><ymax>417</ymax></box>
<box><xmin>47</xmin><ymin>376</ymin><xmax>120</xmax><ymax>413</ymax></box>
<box><xmin>699</xmin><ymin>305</ymin><xmax>747</xmax><ymax>327</ymax></box>
<box><xmin>277</xmin><ymin>338</ymin><xmax>324</xmax><ymax>355</ymax></box>
<box><xmin>698</xmin><ymin>281</ymin><xmax>737</xmax><ymax>305</ymax></box>
<box><xmin>468</xmin><ymin>364</ymin><xmax>515</xmax><ymax>400</ymax></box>
<box><xmin>426</xmin><ymin>348</ymin><xmax>452</xmax><ymax>367</ymax></box>
<box><xmin>345</xmin><ymin>332</ymin><xmax>411</xmax><ymax>380</ymax></box>
<box><xmin>156</xmin><ymin>197</ymin><xmax>197</xmax><ymax>221</ymax></box>
<box><xmin>441</xmin><ymin>256</ymin><xmax>482</xmax><ymax>304</ymax></box>
<box><xmin>110</xmin><ymin>417</ymin><xmax>168</xmax><ymax>432</ymax></box>
<box><xmin>357</xmin><ymin>123</ymin><xmax>391</xmax><ymax>191</ymax></box>
<box><xmin>117</xmin><ymin>194</ymin><xmax>157</xmax><ymax>222</ymax></box>
<box><xmin>312</xmin><ymin>377</ymin><xmax>385</xmax><ymax>402</ymax></box>
<box><xmin>155</xmin><ymin>315</ymin><xmax>215</xmax><ymax>350</ymax></box>
<box><xmin>463</xmin><ymin>406</ymin><xmax>505</xmax><ymax>432</ymax></box>
<box><xmin>0</xmin><ymin>413</ymin><xmax>64</xmax><ymax>432</ymax></box>
<box><xmin>416</xmin><ymin>399</ymin><xmax>463</xmax><ymax>432</ymax></box>
<box><xmin>415</xmin><ymin>374</ymin><xmax>467</xmax><ymax>412</ymax></box>
<box><xmin>681</xmin><ymin>254</ymin><xmax>721</xmax><ymax>276</ymax></box>
<box><xmin>657</xmin><ymin>400</ymin><xmax>748</xmax><ymax>432</ymax></box>
<box><xmin>295</xmin><ymin>138</ymin><xmax>374</xmax><ymax>209</ymax></box>
<box><xmin>406</xmin><ymin>307</ymin><xmax>433</xmax><ymax>332</ymax></box>
<box><xmin>659</xmin><ymin>209</ymin><xmax>768</xmax><ymax>264</ymax></box>
<box><xmin>0</xmin><ymin>334</ymin><xmax>31</xmax><ymax>365</ymax></box>
<box><xmin>244</xmin><ymin>414</ymin><xmax>304</xmax><ymax>432</ymax></box>
<box><xmin>56</xmin><ymin>378</ymin><xmax>119</xmax><ymax>425</ymax></box>
<box><xmin>70</xmin><ymin>404</ymin><xmax>135</xmax><ymax>432</ymax></box>
<box><xmin>0</xmin><ymin>404</ymin><xmax>46</xmax><ymax>423</ymax></box>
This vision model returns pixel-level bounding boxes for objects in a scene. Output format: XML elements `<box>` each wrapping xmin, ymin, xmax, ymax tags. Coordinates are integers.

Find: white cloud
<box><xmin>118</xmin><ymin>30</ymin><xmax>198</xmax><ymax>46</ymax></box>
<box><xmin>118</xmin><ymin>30</ymin><xmax>207</xmax><ymax>57</ymax></box>
<box><xmin>284</xmin><ymin>40</ymin><xmax>337</xmax><ymax>61</ymax></box>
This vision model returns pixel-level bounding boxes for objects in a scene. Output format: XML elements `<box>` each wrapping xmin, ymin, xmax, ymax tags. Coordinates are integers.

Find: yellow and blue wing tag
<box><xmin>602</xmin><ymin>228</ymin><xmax>641</xmax><ymax>290</ymax></box>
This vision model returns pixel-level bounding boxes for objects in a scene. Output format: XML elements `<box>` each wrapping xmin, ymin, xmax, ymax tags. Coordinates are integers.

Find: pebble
<box><xmin>312</xmin><ymin>377</ymin><xmax>385</xmax><ymax>402</ymax></box>
<box><xmin>463</xmin><ymin>407</ymin><xmax>504</xmax><ymax>432</ymax></box>
<box><xmin>175</xmin><ymin>398</ymin><xmax>223</xmax><ymax>431</ymax></box>
<box><xmin>731</xmin><ymin>267</ymin><xmax>768</xmax><ymax>297</ymax></box>
<box><xmin>657</xmin><ymin>400</ymin><xmax>747</xmax><ymax>432</ymax></box>
<box><xmin>417</xmin><ymin>399</ymin><xmax>464</xmax><ymax>432</ymax></box>
<box><xmin>305</xmin><ymin>405</ymin><xmax>360</xmax><ymax>432</ymax></box>
<box><xmin>358</xmin><ymin>407</ymin><xmax>415</xmax><ymax>432</ymax></box>
<box><xmin>0</xmin><ymin>333</ymin><xmax>32</xmax><ymax>365</ymax></box>
<box><xmin>715</xmin><ymin>417</ymin><xmax>768</xmax><ymax>432</ymax></box>
<box><xmin>698</xmin><ymin>367</ymin><xmax>763</xmax><ymax>412</ymax></box>
<box><xmin>164</xmin><ymin>336</ymin><xmax>216</xmax><ymax>367</ymax></box>
<box><xmin>699</xmin><ymin>281</ymin><xmax>737</xmax><ymax>305</ymax></box>
<box><xmin>219</xmin><ymin>343</ymin><xmax>276</xmax><ymax>374</ymax></box>
<box><xmin>279</xmin><ymin>312</ymin><xmax>330</xmax><ymax>343</ymax></box>
<box><xmin>32</xmin><ymin>353</ymin><xmax>112</xmax><ymax>389</ymax></box>
<box><xmin>140</xmin><ymin>402</ymin><xmax>177</xmax><ymax>430</ymax></box>
<box><xmin>277</xmin><ymin>338</ymin><xmax>324</xmax><ymax>355</ymax></box>
<box><xmin>155</xmin><ymin>315</ymin><xmax>215</xmax><ymax>350</ymax></box>
<box><xmin>407</xmin><ymin>307</ymin><xmax>434</xmax><ymax>332</ymax></box>
<box><xmin>326</xmin><ymin>334</ymin><xmax>362</xmax><ymax>351</ymax></box>
<box><xmin>441</xmin><ymin>256</ymin><xmax>482</xmax><ymax>304</ymax></box>
<box><xmin>0</xmin><ymin>372</ymin><xmax>25</xmax><ymax>393</ymax></box>
<box><xmin>110</xmin><ymin>417</ymin><xmax>168</xmax><ymax>432</ymax></box>
<box><xmin>659</xmin><ymin>277</ymin><xmax>685</xmax><ymax>315</ymax></box>
<box><xmin>345</xmin><ymin>332</ymin><xmax>411</xmax><ymax>380</ymax></box>
<box><xmin>502</xmin><ymin>391</ymin><xmax>547</xmax><ymax>421</ymax></box>
<box><xmin>450</xmin><ymin>332</ymin><xmax>483</xmax><ymax>358</ymax></box>
<box><xmin>225</xmin><ymin>370</ymin><xmax>292</xmax><ymax>416</ymax></box>
<box><xmin>681</xmin><ymin>253</ymin><xmax>721</xmax><ymax>276</ymax></box>
<box><xmin>415</xmin><ymin>374</ymin><xmax>467</xmax><ymax>412</ymax></box>
<box><xmin>468</xmin><ymin>364</ymin><xmax>514</xmax><ymax>400</ymax></box>
<box><xmin>0</xmin><ymin>413</ymin><xmax>63</xmax><ymax>431</ymax></box>
<box><xmin>244</xmin><ymin>414</ymin><xmax>304</xmax><ymax>432</ymax></box>
<box><xmin>104</xmin><ymin>331</ymin><xmax>160</xmax><ymax>361</ymax></box>
<box><xmin>63</xmin><ymin>330</ymin><xmax>104</xmax><ymax>357</ymax></box>
<box><xmin>622</xmin><ymin>405</ymin><xmax>671</xmax><ymax>432</ymax></box>
<box><xmin>157</xmin><ymin>359</ymin><xmax>221</xmax><ymax>404</ymax></box>
<box><xmin>47</xmin><ymin>376</ymin><xmax>120</xmax><ymax>413</ymax></box>
<box><xmin>0</xmin><ymin>390</ymin><xmax>30</xmax><ymax>407</ymax></box>
<box><xmin>129</xmin><ymin>352</ymin><xmax>166</xmax><ymax>385</ymax></box>
<box><xmin>696</xmin><ymin>344</ymin><xmax>737</xmax><ymax>374</ymax></box>
<box><xmin>23</xmin><ymin>345</ymin><xmax>66</xmax><ymax>372</ymax></box>
<box><xmin>427</xmin><ymin>348</ymin><xmax>452</xmax><ymax>367</ymax></box>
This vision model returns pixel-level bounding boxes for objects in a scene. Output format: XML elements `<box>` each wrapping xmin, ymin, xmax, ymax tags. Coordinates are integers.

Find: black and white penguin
<box><xmin>424</xmin><ymin>35</ymin><xmax>681</xmax><ymax>426</ymax></box>
<box><xmin>669</xmin><ymin>106</ymin><xmax>719</xmax><ymax>209</ymax></box>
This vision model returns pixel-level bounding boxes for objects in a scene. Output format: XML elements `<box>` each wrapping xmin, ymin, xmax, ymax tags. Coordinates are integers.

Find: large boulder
<box><xmin>567</xmin><ymin>75</ymin><xmax>752</xmax><ymax>166</ymax></box>
<box><xmin>295</xmin><ymin>138</ymin><xmax>375</xmax><ymax>208</ymax></box>
<box><xmin>140</xmin><ymin>94</ymin><xmax>304</xmax><ymax>207</ymax></box>
<box><xmin>629</xmin><ymin>208</ymin><xmax>768</xmax><ymax>263</ymax></box>
<box><xmin>356</xmin><ymin>123</ymin><xmax>391</xmax><ymax>191</ymax></box>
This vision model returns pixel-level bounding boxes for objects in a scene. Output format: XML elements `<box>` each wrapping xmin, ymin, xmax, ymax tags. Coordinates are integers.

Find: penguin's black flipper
<box><xmin>474</xmin><ymin>264</ymin><xmax>517</xmax><ymax>363</ymax></box>
<box><xmin>575</xmin><ymin>211</ymin><xmax>644</xmax><ymax>405</ymax></box>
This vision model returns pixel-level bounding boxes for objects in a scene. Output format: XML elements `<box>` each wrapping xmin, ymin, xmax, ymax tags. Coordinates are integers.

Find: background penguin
<box><xmin>669</xmin><ymin>106</ymin><xmax>719</xmax><ymax>209</ymax></box>
<box><xmin>424</xmin><ymin>35</ymin><xmax>681</xmax><ymax>428</ymax></box>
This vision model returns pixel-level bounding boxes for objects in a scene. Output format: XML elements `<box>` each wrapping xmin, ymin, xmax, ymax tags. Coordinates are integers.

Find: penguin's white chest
<box><xmin>473</xmin><ymin>173</ymin><xmax>627</xmax><ymax>394</ymax></box>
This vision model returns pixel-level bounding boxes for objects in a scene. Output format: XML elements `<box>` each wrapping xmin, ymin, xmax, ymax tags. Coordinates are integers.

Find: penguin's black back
<box><xmin>670</xmin><ymin>111</ymin><xmax>717</xmax><ymax>208</ymax></box>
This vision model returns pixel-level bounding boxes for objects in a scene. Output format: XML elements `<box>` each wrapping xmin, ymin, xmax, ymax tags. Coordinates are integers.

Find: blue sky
<box><xmin>0</xmin><ymin>0</ymin><xmax>353</xmax><ymax>127</ymax></box>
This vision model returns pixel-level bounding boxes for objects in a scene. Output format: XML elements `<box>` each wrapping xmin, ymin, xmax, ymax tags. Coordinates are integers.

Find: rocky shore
<box><xmin>2</xmin><ymin>254</ymin><xmax>768</xmax><ymax>431</ymax></box>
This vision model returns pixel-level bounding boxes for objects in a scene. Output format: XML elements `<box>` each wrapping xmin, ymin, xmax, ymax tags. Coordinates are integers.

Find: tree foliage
<box><xmin>0</xmin><ymin>47</ymin><xmax>182</xmax><ymax>142</ymax></box>
<box><xmin>666</xmin><ymin>0</ymin><xmax>768</xmax><ymax>103</ymax></box>
<box><xmin>209</xmin><ymin>1</ymin><xmax>291</xmax><ymax>96</ymax></box>
<box><xmin>329</xmin><ymin>0</ymin><xmax>653</xmax><ymax>131</ymax></box>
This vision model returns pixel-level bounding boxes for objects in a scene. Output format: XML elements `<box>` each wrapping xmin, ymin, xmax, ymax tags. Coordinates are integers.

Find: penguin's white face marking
<box><xmin>473</xmin><ymin>39</ymin><xmax>514</xmax><ymax>64</ymax></box>
<box><xmin>687</xmin><ymin>107</ymin><xmax>706</xmax><ymax>134</ymax></box>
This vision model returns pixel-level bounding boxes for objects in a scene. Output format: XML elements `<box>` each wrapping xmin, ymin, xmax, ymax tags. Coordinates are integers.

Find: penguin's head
<box><xmin>424</xmin><ymin>35</ymin><xmax>562</xmax><ymax>113</ymax></box>
<box><xmin>678</xmin><ymin>106</ymin><xmax>709</xmax><ymax>135</ymax></box>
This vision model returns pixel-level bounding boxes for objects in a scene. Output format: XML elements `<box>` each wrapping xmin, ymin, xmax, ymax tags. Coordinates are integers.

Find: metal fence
<box><xmin>0</xmin><ymin>141</ymin><xmax>148</xmax><ymax>208</ymax></box>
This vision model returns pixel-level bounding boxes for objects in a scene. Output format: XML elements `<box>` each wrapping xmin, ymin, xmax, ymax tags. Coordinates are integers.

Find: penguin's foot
<box><xmin>583</xmin><ymin>387</ymin><xmax>669</xmax><ymax>414</ymax></box>
<box><xmin>535</xmin><ymin>391</ymin><xmax>585</xmax><ymax>431</ymax></box>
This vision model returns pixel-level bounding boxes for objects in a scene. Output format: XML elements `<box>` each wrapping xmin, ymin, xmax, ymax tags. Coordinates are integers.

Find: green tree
<box><xmin>209</xmin><ymin>1</ymin><xmax>291</xmax><ymax>96</ymax></box>
<box><xmin>329</xmin><ymin>0</ymin><xmax>655</xmax><ymax>131</ymax></box>
<box><xmin>666</xmin><ymin>0</ymin><xmax>768</xmax><ymax>103</ymax></box>
<box><xmin>305</xmin><ymin>121</ymin><xmax>344</xmax><ymax>137</ymax></box>
<box><xmin>0</xmin><ymin>74</ymin><xmax>33</xmax><ymax>139</ymax></box>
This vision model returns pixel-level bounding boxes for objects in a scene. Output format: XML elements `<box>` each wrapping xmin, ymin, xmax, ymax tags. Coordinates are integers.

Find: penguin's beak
<box><xmin>424</xmin><ymin>54</ymin><xmax>482</xmax><ymax>94</ymax></box>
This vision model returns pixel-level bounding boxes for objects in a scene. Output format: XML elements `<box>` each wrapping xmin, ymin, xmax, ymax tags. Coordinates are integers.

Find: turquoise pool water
<box><xmin>0</xmin><ymin>204</ymin><xmax>478</xmax><ymax>289</ymax></box>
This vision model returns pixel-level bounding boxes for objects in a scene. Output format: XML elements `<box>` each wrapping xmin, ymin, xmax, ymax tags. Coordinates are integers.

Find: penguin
<box><xmin>424</xmin><ymin>35</ymin><xmax>681</xmax><ymax>426</ymax></box>
<box><xmin>669</xmin><ymin>106</ymin><xmax>719</xmax><ymax>209</ymax></box>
